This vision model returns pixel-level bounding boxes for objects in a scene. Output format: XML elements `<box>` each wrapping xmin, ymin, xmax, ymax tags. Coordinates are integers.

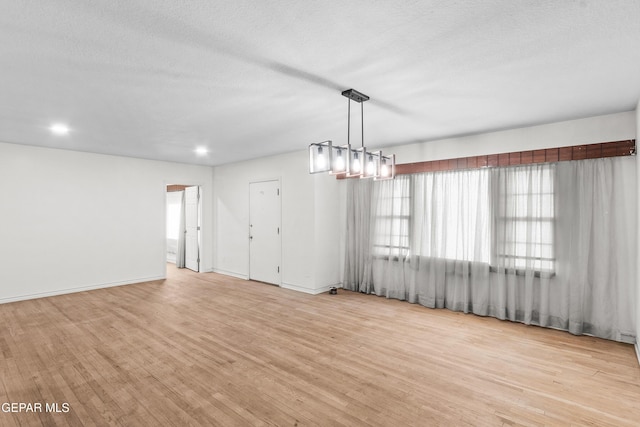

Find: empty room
<box><xmin>1</xmin><ymin>1</ymin><xmax>640</xmax><ymax>426</ymax></box>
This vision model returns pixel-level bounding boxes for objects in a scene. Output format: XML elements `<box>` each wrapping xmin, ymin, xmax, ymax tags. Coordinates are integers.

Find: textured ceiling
<box><xmin>1</xmin><ymin>1</ymin><xmax>639</xmax><ymax>166</ymax></box>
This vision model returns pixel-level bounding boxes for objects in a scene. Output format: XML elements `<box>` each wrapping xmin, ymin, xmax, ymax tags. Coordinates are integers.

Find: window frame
<box><xmin>371</xmin><ymin>178</ymin><xmax>411</xmax><ymax>260</ymax></box>
<box><xmin>490</xmin><ymin>165</ymin><xmax>556</xmax><ymax>277</ymax></box>
<box><xmin>369</xmin><ymin>164</ymin><xmax>557</xmax><ymax>277</ymax></box>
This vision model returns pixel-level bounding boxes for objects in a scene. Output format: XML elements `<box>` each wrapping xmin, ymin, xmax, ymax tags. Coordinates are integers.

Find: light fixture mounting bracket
<box><xmin>341</xmin><ymin>89</ymin><xmax>369</xmax><ymax>103</ymax></box>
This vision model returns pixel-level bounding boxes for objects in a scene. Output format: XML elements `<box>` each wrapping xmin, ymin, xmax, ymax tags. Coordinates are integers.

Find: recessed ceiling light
<box><xmin>195</xmin><ymin>147</ymin><xmax>208</xmax><ymax>156</ymax></box>
<box><xmin>49</xmin><ymin>123</ymin><xmax>70</xmax><ymax>135</ymax></box>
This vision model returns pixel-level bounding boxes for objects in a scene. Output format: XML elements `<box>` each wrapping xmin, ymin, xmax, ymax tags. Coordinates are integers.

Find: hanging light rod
<box><xmin>308</xmin><ymin>88</ymin><xmax>395</xmax><ymax>180</ymax></box>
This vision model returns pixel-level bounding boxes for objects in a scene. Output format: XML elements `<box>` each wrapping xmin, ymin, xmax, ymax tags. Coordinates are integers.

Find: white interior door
<box><xmin>185</xmin><ymin>186</ymin><xmax>200</xmax><ymax>272</ymax></box>
<box><xmin>249</xmin><ymin>180</ymin><xmax>281</xmax><ymax>285</ymax></box>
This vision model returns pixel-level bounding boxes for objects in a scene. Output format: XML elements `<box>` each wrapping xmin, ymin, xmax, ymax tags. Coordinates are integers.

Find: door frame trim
<box><xmin>164</xmin><ymin>182</ymin><xmax>204</xmax><ymax>276</ymax></box>
<box><xmin>184</xmin><ymin>185</ymin><xmax>202</xmax><ymax>273</ymax></box>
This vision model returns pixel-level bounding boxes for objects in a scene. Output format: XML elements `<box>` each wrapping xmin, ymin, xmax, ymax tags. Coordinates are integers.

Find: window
<box><xmin>370</xmin><ymin>164</ymin><xmax>555</xmax><ymax>274</ymax></box>
<box><xmin>494</xmin><ymin>164</ymin><xmax>555</xmax><ymax>274</ymax></box>
<box><xmin>413</xmin><ymin>169</ymin><xmax>490</xmax><ymax>263</ymax></box>
<box><xmin>372</xmin><ymin>177</ymin><xmax>411</xmax><ymax>258</ymax></box>
<box><xmin>371</xmin><ymin>164</ymin><xmax>555</xmax><ymax>275</ymax></box>
<box><xmin>372</xmin><ymin>171</ymin><xmax>491</xmax><ymax>263</ymax></box>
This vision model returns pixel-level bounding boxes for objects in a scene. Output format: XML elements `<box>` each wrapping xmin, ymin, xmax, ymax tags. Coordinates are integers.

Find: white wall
<box><xmin>0</xmin><ymin>142</ymin><xmax>213</xmax><ymax>303</ymax></box>
<box><xmin>313</xmin><ymin>172</ymin><xmax>342</xmax><ymax>290</ymax></box>
<box><xmin>212</xmin><ymin>149</ymin><xmax>342</xmax><ymax>294</ymax></box>
<box><xmin>213</xmin><ymin>150</ymin><xmax>313</xmax><ymax>284</ymax></box>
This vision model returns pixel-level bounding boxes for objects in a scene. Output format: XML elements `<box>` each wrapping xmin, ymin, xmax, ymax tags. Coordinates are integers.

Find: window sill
<box><xmin>371</xmin><ymin>256</ymin><xmax>556</xmax><ymax>278</ymax></box>
<box><xmin>489</xmin><ymin>266</ymin><xmax>556</xmax><ymax>278</ymax></box>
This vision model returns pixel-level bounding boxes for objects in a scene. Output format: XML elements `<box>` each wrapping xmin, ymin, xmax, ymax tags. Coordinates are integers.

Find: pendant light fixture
<box><xmin>309</xmin><ymin>89</ymin><xmax>395</xmax><ymax>180</ymax></box>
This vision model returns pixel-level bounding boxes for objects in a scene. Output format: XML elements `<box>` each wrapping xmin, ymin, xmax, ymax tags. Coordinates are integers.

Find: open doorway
<box><xmin>166</xmin><ymin>184</ymin><xmax>201</xmax><ymax>273</ymax></box>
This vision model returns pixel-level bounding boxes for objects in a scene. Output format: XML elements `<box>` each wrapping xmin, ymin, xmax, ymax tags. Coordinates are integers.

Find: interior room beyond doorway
<box><xmin>166</xmin><ymin>184</ymin><xmax>201</xmax><ymax>273</ymax></box>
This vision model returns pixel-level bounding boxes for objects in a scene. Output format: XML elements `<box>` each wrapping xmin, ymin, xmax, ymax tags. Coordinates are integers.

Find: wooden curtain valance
<box><xmin>337</xmin><ymin>140</ymin><xmax>635</xmax><ymax>178</ymax></box>
<box><xmin>395</xmin><ymin>140</ymin><xmax>635</xmax><ymax>176</ymax></box>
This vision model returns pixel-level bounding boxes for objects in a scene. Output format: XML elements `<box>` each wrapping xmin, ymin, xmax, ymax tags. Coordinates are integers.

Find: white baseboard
<box><xmin>280</xmin><ymin>282</ymin><xmax>341</xmax><ymax>295</ymax></box>
<box><xmin>635</xmin><ymin>342</ymin><xmax>640</xmax><ymax>367</ymax></box>
<box><xmin>280</xmin><ymin>282</ymin><xmax>320</xmax><ymax>294</ymax></box>
<box><xmin>212</xmin><ymin>268</ymin><xmax>249</xmax><ymax>280</ymax></box>
<box><xmin>0</xmin><ymin>275</ymin><xmax>165</xmax><ymax>305</ymax></box>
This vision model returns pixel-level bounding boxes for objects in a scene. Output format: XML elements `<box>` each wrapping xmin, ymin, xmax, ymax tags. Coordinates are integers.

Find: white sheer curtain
<box><xmin>344</xmin><ymin>178</ymin><xmax>374</xmax><ymax>292</ymax></box>
<box><xmin>343</xmin><ymin>157</ymin><xmax>636</xmax><ymax>342</ymax></box>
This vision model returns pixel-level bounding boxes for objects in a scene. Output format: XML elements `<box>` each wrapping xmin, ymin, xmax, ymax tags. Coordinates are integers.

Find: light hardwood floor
<box><xmin>1</xmin><ymin>265</ymin><xmax>639</xmax><ymax>426</ymax></box>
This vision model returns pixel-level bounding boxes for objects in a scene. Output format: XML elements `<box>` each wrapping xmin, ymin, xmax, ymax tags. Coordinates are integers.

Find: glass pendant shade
<box><xmin>346</xmin><ymin>146</ymin><xmax>366</xmax><ymax>177</ymax></box>
<box><xmin>375</xmin><ymin>154</ymin><xmax>396</xmax><ymax>180</ymax></box>
<box><xmin>309</xmin><ymin>140</ymin><xmax>332</xmax><ymax>173</ymax></box>
<box><xmin>329</xmin><ymin>144</ymin><xmax>350</xmax><ymax>174</ymax></box>
<box><xmin>362</xmin><ymin>150</ymin><xmax>381</xmax><ymax>179</ymax></box>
